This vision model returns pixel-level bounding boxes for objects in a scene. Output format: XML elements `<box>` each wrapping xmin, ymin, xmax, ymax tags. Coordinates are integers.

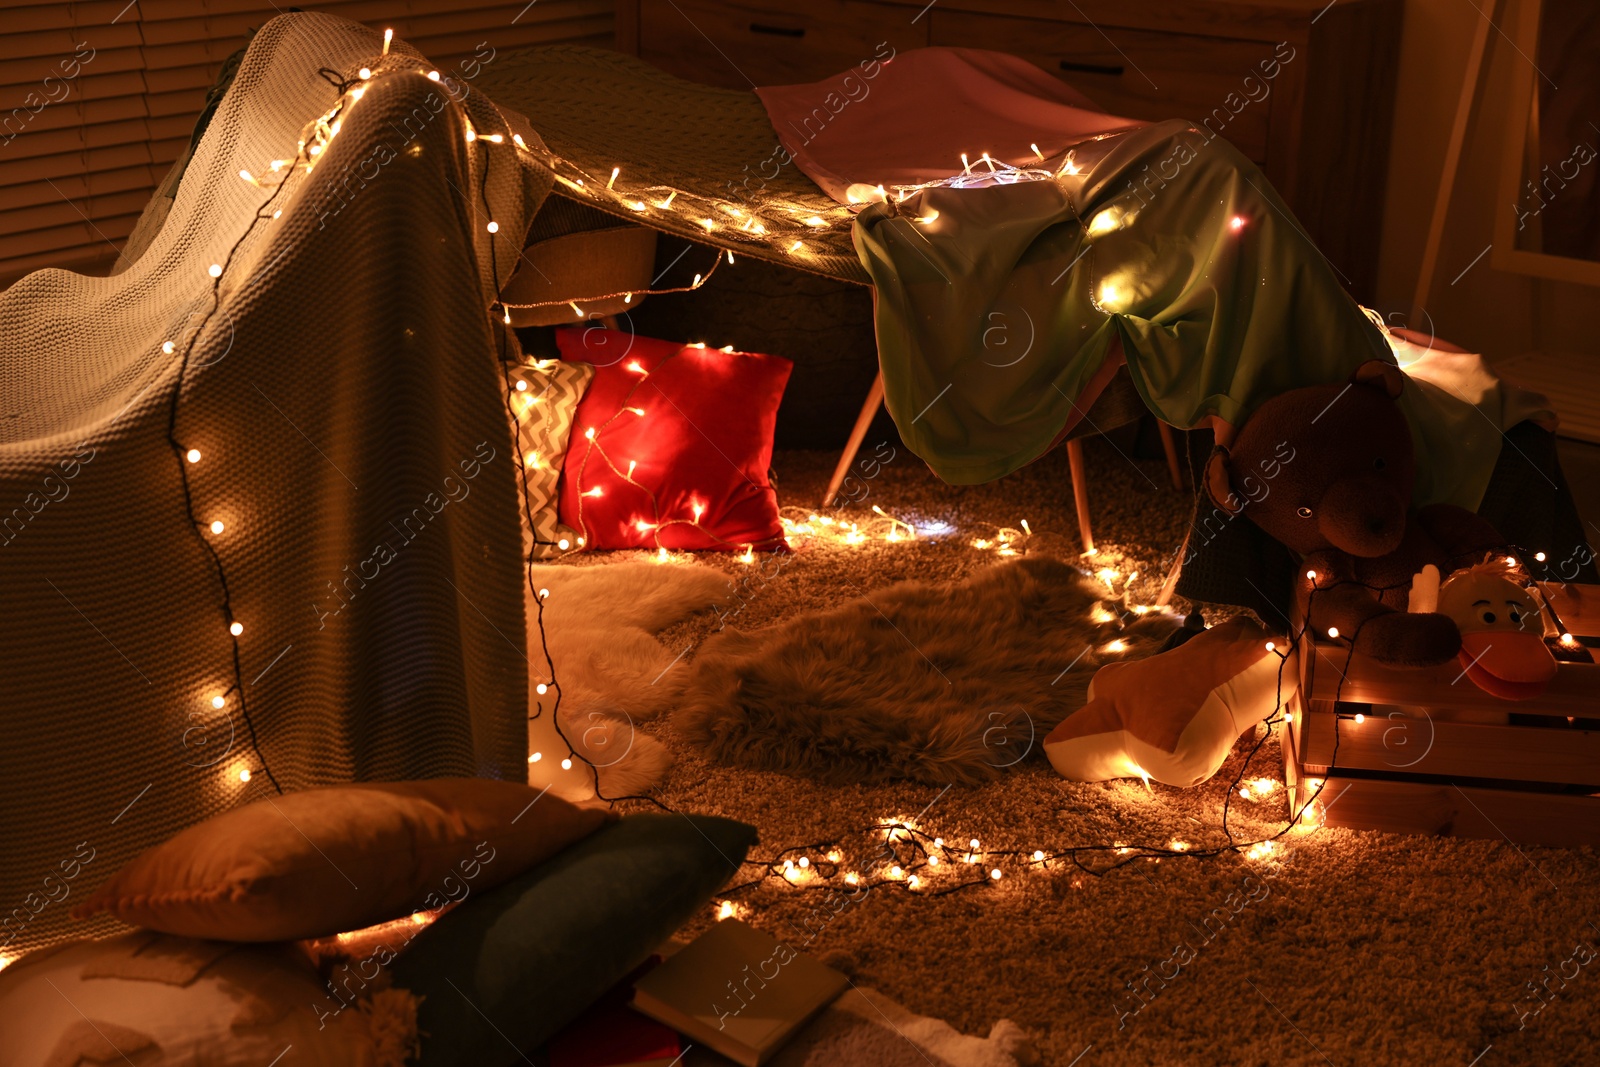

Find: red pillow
<box><xmin>555</xmin><ymin>328</ymin><xmax>791</xmax><ymax>551</ymax></box>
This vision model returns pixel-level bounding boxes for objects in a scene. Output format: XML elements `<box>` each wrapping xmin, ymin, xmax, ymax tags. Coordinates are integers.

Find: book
<box><xmin>630</xmin><ymin>920</ymin><xmax>848</xmax><ymax>1067</ymax></box>
<box><xmin>547</xmin><ymin>957</ymin><xmax>684</xmax><ymax>1067</ymax></box>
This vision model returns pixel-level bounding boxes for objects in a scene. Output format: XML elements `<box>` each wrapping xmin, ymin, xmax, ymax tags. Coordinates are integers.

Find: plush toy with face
<box><xmin>1410</xmin><ymin>559</ymin><xmax>1560</xmax><ymax>699</ymax></box>
<box><xmin>1204</xmin><ymin>360</ymin><xmax>1507</xmax><ymax>667</ymax></box>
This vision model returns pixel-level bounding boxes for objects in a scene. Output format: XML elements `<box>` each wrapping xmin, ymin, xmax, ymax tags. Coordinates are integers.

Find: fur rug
<box><xmin>678</xmin><ymin>557</ymin><xmax>1181</xmax><ymax>785</ymax></box>
<box><xmin>526</xmin><ymin>561</ymin><xmax>730</xmax><ymax>798</ymax></box>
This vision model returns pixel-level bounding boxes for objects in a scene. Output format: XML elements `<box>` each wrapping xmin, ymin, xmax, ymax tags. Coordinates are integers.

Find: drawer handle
<box><xmin>1059</xmin><ymin>59</ymin><xmax>1125</xmax><ymax>77</ymax></box>
<box><xmin>749</xmin><ymin>22</ymin><xmax>806</xmax><ymax>38</ymax></box>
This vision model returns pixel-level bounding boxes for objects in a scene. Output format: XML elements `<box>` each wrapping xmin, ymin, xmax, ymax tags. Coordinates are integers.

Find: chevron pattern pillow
<box><xmin>507</xmin><ymin>357</ymin><xmax>594</xmax><ymax>559</ymax></box>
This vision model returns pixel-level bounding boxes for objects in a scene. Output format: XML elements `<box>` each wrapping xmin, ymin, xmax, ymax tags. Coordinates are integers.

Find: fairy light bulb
<box><xmin>382</xmin><ymin>28</ymin><xmax>393</xmax><ymax>53</ymax></box>
<box><xmin>692</xmin><ymin>503</ymin><xmax>705</xmax><ymax>523</ymax></box>
<box><xmin>208</xmin><ymin>263</ymin><xmax>222</xmax><ymax>278</ymax></box>
<box><xmin>889</xmin><ymin>865</ymin><xmax>903</xmax><ymax>878</ymax></box>
<box><xmin>358</xmin><ymin>67</ymin><xmax>371</xmax><ymax>79</ymax></box>
<box><xmin>907</xmin><ymin>875</ymin><xmax>920</xmax><ymax>888</ymax></box>
<box><xmin>529</xmin><ymin>751</ymin><xmax>542</xmax><ymax>763</ymax></box>
<box><xmin>826</xmin><ymin>849</ymin><xmax>841</xmax><ymax>863</ymax></box>
<box><xmin>239</xmin><ymin>169</ymin><xmax>254</xmax><ymax>183</ymax></box>
<box><xmin>1230</xmin><ymin>215</ymin><xmax>1247</xmax><ymax>231</ymax></box>
<box><xmin>162</xmin><ymin>341</ymin><xmax>175</xmax><ymax>354</ymax></box>
<box><xmin>211</xmin><ymin>695</ymin><xmax>226</xmax><ymax>709</ymax></box>
<box><xmin>1354</xmin><ymin>713</ymin><xmax>1365</xmax><ymax>724</ymax></box>
<box><xmin>487</xmin><ymin>221</ymin><xmax>499</xmax><ymax>233</ymax></box>
<box><xmin>427</xmin><ymin>70</ymin><xmax>441</xmax><ymax>81</ymax></box>
<box><xmin>538</xmin><ymin>588</ymin><xmax>550</xmax><ymax>599</ymax></box>
<box><xmin>1306</xmin><ymin>570</ymin><xmax>1318</xmax><ymax>581</ymax></box>
<box><xmin>657</xmin><ymin>546</ymin><xmax>670</xmax><ymax>563</ymax></box>
<box><xmin>1030</xmin><ymin>142</ymin><xmax>1044</xmax><ymax>159</ymax></box>
<box><xmin>466</xmin><ymin>129</ymin><xmax>477</xmax><ymax>142</ymax></box>
<box><xmin>185</xmin><ymin>448</ymin><xmax>201</xmax><ymax>463</ymax></box>
<box><xmin>1560</xmin><ymin>633</ymin><xmax>1578</xmax><ymax>647</ymax></box>
<box><xmin>238</xmin><ymin>768</ymin><xmax>251</xmax><ymax>782</ymax></box>
<box><xmin>1033</xmin><ymin>850</ymin><xmax>1046</xmax><ymax>862</ymax></box>
<box><xmin>990</xmin><ymin>868</ymin><xmax>1003</xmax><ymax>880</ymax></box>
<box><xmin>584</xmin><ymin>427</ymin><xmax>595</xmax><ymax>440</ymax></box>
<box><xmin>970</xmin><ymin>838</ymin><xmax>980</xmax><ymax>850</ymax></box>
<box><xmin>535</xmin><ymin>683</ymin><xmax>548</xmax><ymax>695</ymax></box>
<box><xmin>1265</xmin><ymin>641</ymin><xmax>1276</xmax><ymax>652</ymax></box>
<box><xmin>626</xmin><ymin>360</ymin><xmax>645</xmax><ymax>374</ymax></box>
<box><xmin>1327</xmin><ymin>627</ymin><xmax>1340</xmax><ymax>639</ymax></box>
<box><xmin>798</xmin><ymin>856</ymin><xmax>809</xmax><ymax>868</ymax></box>
<box><xmin>209</xmin><ymin>520</ymin><xmax>225</xmax><ymax>534</ymax></box>
<box><xmin>718</xmin><ymin>900</ymin><xmax>735</xmax><ymax>920</ymax></box>
<box><xmin>626</xmin><ymin>460</ymin><xmax>637</xmax><ymax>479</ymax></box>
<box><xmin>844</xmin><ymin>872</ymin><xmax>859</xmax><ymax>885</ymax></box>
<box><xmin>229</xmin><ymin>622</ymin><xmax>243</xmax><ymax>636</ymax></box>
<box><xmin>560</xmin><ymin>757</ymin><xmax>572</xmax><ymax>770</ymax></box>
<box><xmin>556</xmin><ymin>538</ymin><xmax>570</xmax><ymax>550</ymax></box>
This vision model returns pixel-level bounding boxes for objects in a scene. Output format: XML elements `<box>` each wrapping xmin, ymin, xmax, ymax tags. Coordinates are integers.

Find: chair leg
<box><xmin>1156</xmin><ymin>528</ymin><xmax>1189</xmax><ymax>606</ymax></box>
<box><xmin>1066</xmin><ymin>438</ymin><xmax>1094</xmax><ymax>554</ymax></box>
<box><xmin>822</xmin><ymin>371</ymin><xmax>886</xmax><ymax>508</ymax></box>
<box><xmin>1158</xmin><ymin>422</ymin><xmax>1184</xmax><ymax>491</ymax></box>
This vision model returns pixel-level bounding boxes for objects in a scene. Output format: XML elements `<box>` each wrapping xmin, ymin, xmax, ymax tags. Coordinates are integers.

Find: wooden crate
<box><xmin>1283</xmin><ymin>583</ymin><xmax>1600</xmax><ymax>846</ymax></box>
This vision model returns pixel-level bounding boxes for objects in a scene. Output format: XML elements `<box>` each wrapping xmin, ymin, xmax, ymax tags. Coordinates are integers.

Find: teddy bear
<box><xmin>1202</xmin><ymin>360</ymin><xmax>1508</xmax><ymax>667</ymax></box>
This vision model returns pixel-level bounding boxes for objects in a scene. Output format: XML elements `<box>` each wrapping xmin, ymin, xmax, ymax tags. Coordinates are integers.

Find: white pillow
<box><xmin>0</xmin><ymin>932</ymin><xmax>417</xmax><ymax>1066</ymax></box>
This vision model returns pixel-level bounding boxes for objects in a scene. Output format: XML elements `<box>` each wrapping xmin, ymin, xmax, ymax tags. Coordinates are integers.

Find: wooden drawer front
<box><xmin>929</xmin><ymin>11</ymin><xmax>1278</xmax><ymax>164</ymax></box>
<box><xmin>639</xmin><ymin>0</ymin><xmax>927</xmax><ymax>89</ymax></box>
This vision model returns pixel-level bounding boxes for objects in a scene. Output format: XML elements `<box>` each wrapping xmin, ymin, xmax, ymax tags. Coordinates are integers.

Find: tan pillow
<box><xmin>72</xmin><ymin>778</ymin><xmax>613</xmax><ymax>941</ymax></box>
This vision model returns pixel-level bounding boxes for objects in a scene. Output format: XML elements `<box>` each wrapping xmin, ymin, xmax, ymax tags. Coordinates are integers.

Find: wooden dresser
<box><xmin>615</xmin><ymin>0</ymin><xmax>1402</xmax><ymax>303</ymax></box>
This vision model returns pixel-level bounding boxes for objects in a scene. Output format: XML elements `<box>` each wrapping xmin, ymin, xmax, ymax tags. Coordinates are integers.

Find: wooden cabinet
<box><xmin>617</xmin><ymin>0</ymin><xmax>1402</xmax><ymax>303</ymax></box>
<box><xmin>634</xmin><ymin>0</ymin><xmax>927</xmax><ymax>89</ymax></box>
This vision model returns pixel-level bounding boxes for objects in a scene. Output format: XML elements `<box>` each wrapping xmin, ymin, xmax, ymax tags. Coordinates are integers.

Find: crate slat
<box><xmin>1309</xmin><ymin>776</ymin><xmax>1600</xmax><ymax>847</ymax></box>
<box><xmin>1294</xmin><ymin>710</ymin><xmax>1600</xmax><ymax>785</ymax></box>
<box><xmin>1306</xmin><ymin>644</ymin><xmax>1600</xmax><ymax>718</ymax></box>
<box><xmin>1540</xmin><ymin>583</ymin><xmax>1600</xmax><ymax>638</ymax></box>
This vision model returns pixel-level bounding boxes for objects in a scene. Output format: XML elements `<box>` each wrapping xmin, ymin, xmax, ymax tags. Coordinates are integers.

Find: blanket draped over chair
<box><xmin>0</xmin><ymin>13</ymin><xmax>553</xmax><ymax>955</ymax></box>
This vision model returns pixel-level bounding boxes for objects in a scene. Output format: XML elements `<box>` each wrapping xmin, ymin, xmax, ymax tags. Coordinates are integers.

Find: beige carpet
<box><xmin>574</xmin><ymin>439</ymin><xmax>1600</xmax><ymax>1067</ymax></box>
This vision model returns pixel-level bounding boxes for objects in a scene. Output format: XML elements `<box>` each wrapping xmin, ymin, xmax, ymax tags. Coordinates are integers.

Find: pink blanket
<box><xmin>755</xmin><ymin>47</ymin><xmax>1143</xmax><ymax>203</ymax></box>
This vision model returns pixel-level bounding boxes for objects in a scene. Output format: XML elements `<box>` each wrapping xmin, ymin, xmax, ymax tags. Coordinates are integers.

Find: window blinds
<box><xmin>0</xmin><ymin>0</ymin><xmax>614</xmax><ymax>284</ymax></box>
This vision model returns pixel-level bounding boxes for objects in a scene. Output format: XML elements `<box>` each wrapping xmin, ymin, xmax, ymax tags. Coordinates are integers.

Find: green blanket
<box><xmin>852</xmin><ymin>120</ymin><xmax>1506</xmax><ymax>509</ymax></box>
